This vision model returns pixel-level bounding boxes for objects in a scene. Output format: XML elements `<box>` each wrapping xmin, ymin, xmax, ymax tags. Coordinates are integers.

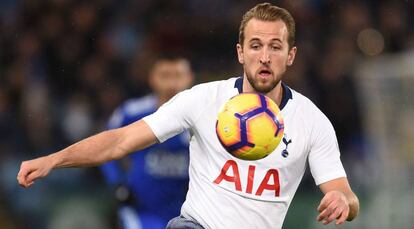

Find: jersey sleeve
<box><xmin>308</xmin><ymin>110</ymin><xmax>347</xmax><ymax>185</ymax></box>
<box><xmin>143</xmin><ymin>87</ymin><xmax>203</xmax><ymax>143</ymax></box>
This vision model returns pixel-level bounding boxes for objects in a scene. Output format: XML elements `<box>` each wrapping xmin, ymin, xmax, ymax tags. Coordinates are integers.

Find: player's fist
<box><xmin>17</xmin><ymin>156</ymin><xmax>54</xmax><ymax>188</ymax></box>
<box><xmin>317</xmin><ymin>190</ymin><xmax>350</xmax><ymax>225</ymax></box>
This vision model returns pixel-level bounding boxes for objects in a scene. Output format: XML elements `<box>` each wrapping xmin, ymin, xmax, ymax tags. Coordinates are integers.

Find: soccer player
<box><xmin>100</xmin><ymin>56</ymin><xmax>193</xmax><ymax>229</ymax></box>
<box><xmin>17</xmin><ymin>3</ymin><xmax>359</xmax><ymax>229</ymax></box>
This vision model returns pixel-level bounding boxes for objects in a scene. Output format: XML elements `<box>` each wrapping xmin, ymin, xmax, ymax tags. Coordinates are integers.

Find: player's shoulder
<box><xmin>290</xmin><ymin>89</ymin><xmax>321</xmax><ymax>115</ymax></box>
<box><xmin>189</xmin><ymin>77</ymin><xmax>237</xmax><ymax>92</ymax></box>
<box><xmin>166</xmin><ymin>77</ymin><xmax>238</xmax><ymax>115</ymax></box>
<box><xmin>289</xmin><ymin>87</ymin><xmax>333</xmax><ymax>128</ymax></box>
<box><xmin>290</xmin><ymin>88</ymin><xmax>326</xmax><ymax>120</ymax></box>
<box><xmin>184</xmin><ymin>77</ymin><xmax>238</xmax><ymax>103</ymax></box>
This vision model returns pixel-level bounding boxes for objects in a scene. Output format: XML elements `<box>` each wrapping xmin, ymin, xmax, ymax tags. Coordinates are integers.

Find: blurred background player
<box><xmin>100</xmin><ymin>55</ymin><xmax>194</xmax><ymax>229</ymax></box>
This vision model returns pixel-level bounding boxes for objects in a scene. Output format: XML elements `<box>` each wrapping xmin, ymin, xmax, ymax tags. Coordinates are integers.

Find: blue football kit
<box><xmin>100</xmin><ymin>94</ymin><xmax>190</xmax><ymax>229</ymax></box>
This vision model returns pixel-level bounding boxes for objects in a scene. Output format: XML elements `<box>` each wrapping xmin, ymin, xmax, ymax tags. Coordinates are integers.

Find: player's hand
<box><xmin>17</xmin><ymin>156</ymin><xmax>54</xmax><ymax>188</ymax></box>
<box><xmin>316</xmin><ymin>190</ymin><xmax>350</xmax><ymax>225</ymax></box>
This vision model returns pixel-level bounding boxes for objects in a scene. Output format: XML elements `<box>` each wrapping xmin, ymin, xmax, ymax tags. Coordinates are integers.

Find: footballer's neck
<box><xmin>242</xmin><ymin>78</ymin><xmax>283</xmax><ymax>107</ymax></box>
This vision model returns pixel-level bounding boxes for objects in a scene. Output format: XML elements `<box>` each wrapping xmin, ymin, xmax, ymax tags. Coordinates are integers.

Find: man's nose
<box><xmin>259</xmin><ymin>49</ymin><xmax>271</xmax><ymax>64</ymax></box>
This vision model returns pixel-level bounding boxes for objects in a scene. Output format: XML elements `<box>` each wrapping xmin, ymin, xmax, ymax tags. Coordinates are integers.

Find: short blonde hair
<box><xmin>239</xmin><ymin>3</ymin><xmax>296</xmax><ymax>49</ymax></box>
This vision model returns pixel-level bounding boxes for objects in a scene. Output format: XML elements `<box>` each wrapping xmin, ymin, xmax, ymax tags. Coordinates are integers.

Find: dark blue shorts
<box><xmin>166</xmin><ymin>215</ymin><xmax>205</xmax><ymax>229</ymax></box>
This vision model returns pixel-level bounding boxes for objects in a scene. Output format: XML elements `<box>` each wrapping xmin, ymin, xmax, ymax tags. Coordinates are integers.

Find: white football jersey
<box><xmin>143</xmin><ymin>77</ymin><xmax>346</xmax><ymax>229</ymax></box>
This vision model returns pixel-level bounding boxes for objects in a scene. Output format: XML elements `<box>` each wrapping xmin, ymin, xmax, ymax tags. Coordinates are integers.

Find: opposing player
<box><xmin>17</xmin><ymin>3</ymin><xmax>359</xmax><ymax>229</ymax></box>
<box><xmin>100</xmin><ymin>56</ymin><xmax>193</xmax><ymax>228</ymax></box>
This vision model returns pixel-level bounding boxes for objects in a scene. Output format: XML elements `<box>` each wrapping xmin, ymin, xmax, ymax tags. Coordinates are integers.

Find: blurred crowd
<box><xmin>0</xmin><ymin>0</ymin><xmax>413</xmax><ymax>228</ymax></box>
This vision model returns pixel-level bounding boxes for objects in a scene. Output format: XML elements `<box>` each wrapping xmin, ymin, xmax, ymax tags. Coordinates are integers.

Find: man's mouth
<box><xmin>258</xmin><ymin>69</ymin><xmax>272</xmax><ymax>78</ymax></box>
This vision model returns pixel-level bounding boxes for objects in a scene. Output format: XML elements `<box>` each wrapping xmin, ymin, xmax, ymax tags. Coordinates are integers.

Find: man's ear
<box><xmin>237</xmin><ymin>43</ymin><xmax>244</xmax><ymax>64</ymax></box>
<box><xmin>287</xmin><ymin>46</ymin><xmax>297</xmax><ymax>66</ymax></box>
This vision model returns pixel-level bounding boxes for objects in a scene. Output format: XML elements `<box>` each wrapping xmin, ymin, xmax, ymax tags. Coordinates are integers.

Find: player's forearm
<box><xmin>48</xmin><ymin>129</ymin><xmax>128</xmax><ymax>169</ymax></box>
<box><xmin>346</xmin><ymin>191</ymin><xmax>360</xmax><ymax>221</ymax></box>
<box><xmin>17</xmin><ymin>120</ymin><xmax>157</xmax><ymax>188</ymax></box>
<box><xmin>47</xmin><ymin>120</ymin><xmax>157</xmax><ymax>169</ymax></box>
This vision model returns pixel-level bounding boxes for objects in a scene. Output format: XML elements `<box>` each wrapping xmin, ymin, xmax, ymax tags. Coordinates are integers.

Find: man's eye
<box><xmin>251</xmin><ymin>45</ymin><xmax>260</xmax><ymax>50</ymax></box>
<box><xmin>271</xmin><ymin>46</ymin><xmax>281</xmax><ymax>51</ymax></box>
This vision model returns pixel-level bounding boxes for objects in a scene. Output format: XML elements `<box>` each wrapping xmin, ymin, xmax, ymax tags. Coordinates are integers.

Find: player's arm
<box><xmin>100</xmin><ymin>108</ymin><xmax>131</xmax><ymax>185</ymax></box>
<box><xmin>17</xmin><ymin>120</ymin><xmax>157</xmax><ymax>188</ymax></box>
<box><xmin>317</xmin><ymin>177</ymin><xmax>359</xmax><ymax>225</ymax></box>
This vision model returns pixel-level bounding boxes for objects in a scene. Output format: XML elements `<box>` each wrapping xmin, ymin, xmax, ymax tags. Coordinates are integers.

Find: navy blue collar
<box><xmin>234</xmin><ymin>77</ymin><xmax>292</xmax><ymax>110</ymax></box>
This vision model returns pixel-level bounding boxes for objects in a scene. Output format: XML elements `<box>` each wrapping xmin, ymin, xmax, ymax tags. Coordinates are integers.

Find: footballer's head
<box><xmin>149</xmin><ymin>54</ymin><xmax>194</xmax><ymax>102</ymax></box>
<box><xmin>237</xmin><ymin>3</ymin><xmax>297</xmax><ymax>94</ymax></box>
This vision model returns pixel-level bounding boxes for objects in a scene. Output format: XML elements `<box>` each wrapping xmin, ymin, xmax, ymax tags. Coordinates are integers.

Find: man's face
<box><xmin>237</xmin><ymin>18</ymin><xmax>296</xmax><ymax>94</ymax></box>
<box><xmin>150</xmin><ymin>59</ymin><xmax>193</xmax><ymax>99</ymax></box>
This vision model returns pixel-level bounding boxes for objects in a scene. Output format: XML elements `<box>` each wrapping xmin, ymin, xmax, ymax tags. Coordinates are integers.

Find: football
<box><xmin>216</xmin><ymin>93</ymin><xmax>284</xmax><ymax>160</ymax></box>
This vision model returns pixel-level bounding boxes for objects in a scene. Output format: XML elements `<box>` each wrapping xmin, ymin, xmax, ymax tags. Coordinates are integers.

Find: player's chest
<box><xmin>193</xmin><ymin>99</ymin><xmax>310</xmax><ymax>201</ymax></box>
<box><xmin>195</xmin><ymin>103</ymin><xmax>309</xmax><ymax>166</ymax></box>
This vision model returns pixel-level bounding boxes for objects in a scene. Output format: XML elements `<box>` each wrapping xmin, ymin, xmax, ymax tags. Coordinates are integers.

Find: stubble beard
<box><xmin>245</xmin><ymin>71</ymin><xmax>280</xmax><ymax>94</ymax></box>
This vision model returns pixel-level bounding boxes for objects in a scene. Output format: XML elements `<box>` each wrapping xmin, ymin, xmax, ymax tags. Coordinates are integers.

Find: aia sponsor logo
<box><xmin>213</xmin><ymin>160</ymin><xmax>280</xmax><ymax>197</ymax></box>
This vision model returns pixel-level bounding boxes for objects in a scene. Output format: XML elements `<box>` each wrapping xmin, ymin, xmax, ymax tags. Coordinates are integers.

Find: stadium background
<box><xmin>0</xmin><ymin>0</ymin><xmax>413</xmax><ymax>228</ymax></box>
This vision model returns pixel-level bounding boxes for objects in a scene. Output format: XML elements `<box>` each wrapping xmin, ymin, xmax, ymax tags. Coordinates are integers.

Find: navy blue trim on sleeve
<box><xmin>279</xmin><ymin>83</ymin><xmax>292</xmax><ymax>110</ymax></box>
<box><xmin>234</xmin><ymin>76</ymin><xmax>244</xmax><ymax>94</ymax></box>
